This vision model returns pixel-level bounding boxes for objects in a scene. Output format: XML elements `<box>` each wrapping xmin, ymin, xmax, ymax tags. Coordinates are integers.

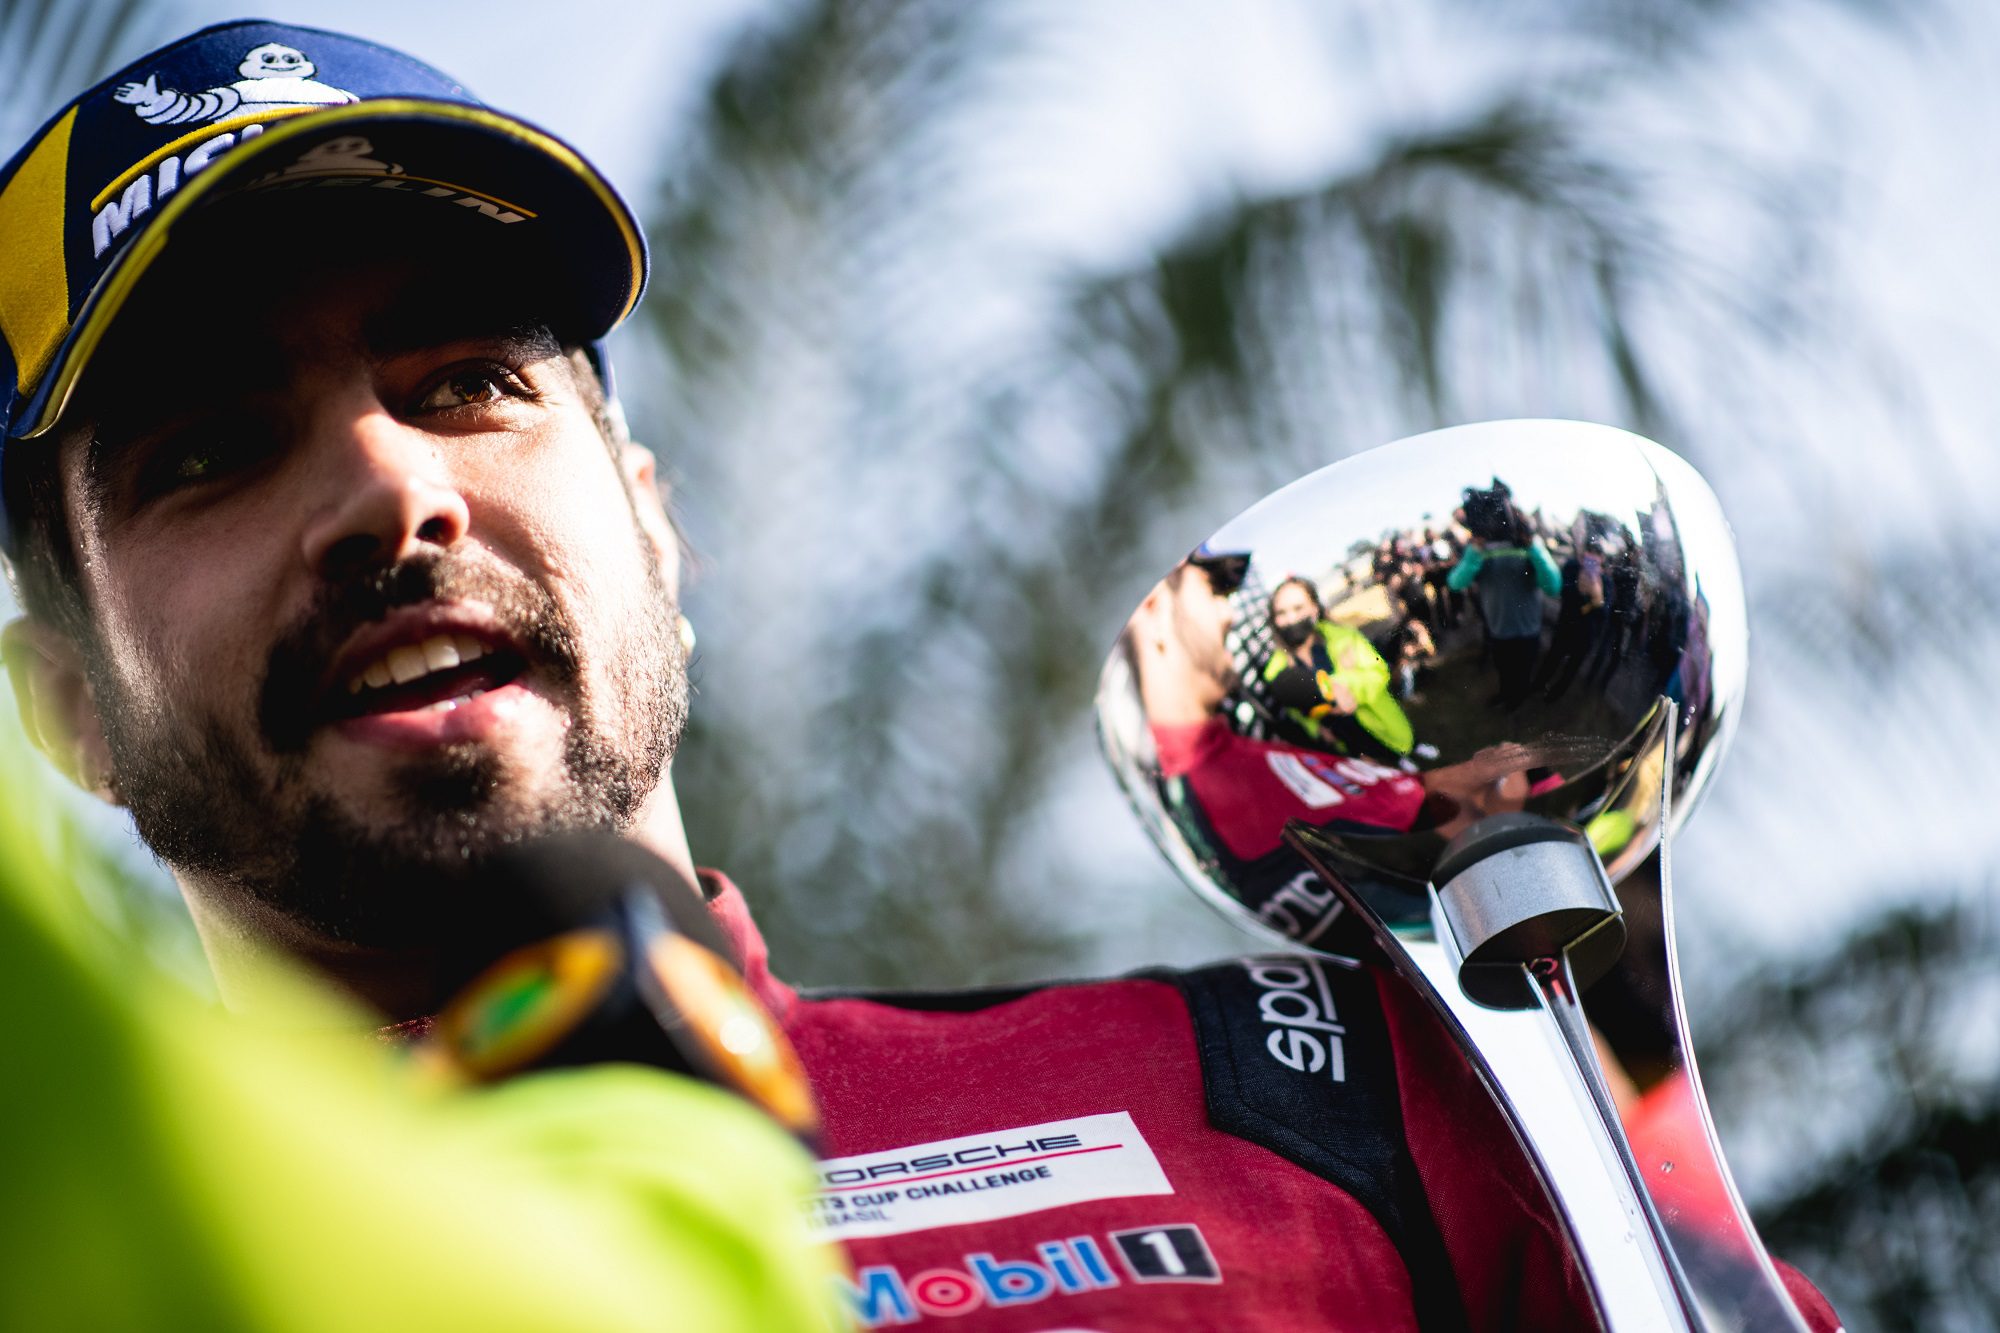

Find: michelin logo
<box><xmin>92</xmin><ymin>132</ymin><xmax>522</xmax><ymax>260</ymax></box>
<box><xmin>259</xmin><ymin>135</ymin><xmax>403</xmax><ymax>180</ymax></box>
<box><xmin>114</xmin><ymin>42</ymin><xmax>355</xmax><ymax>126</ymax></box>
<box><xmin>246</xmin><ymin>137</ymin><xmax>528</xmax><ymax>223</ymax></box>
<box><xmin>91</xmin><ymin>122</ymin><xmax>267</xmax><ymax>257</ymax></box>
<box><xmin>91</xmin><ymin>42</ymin><xmax>359</xmax><ymax>258</ymax></box>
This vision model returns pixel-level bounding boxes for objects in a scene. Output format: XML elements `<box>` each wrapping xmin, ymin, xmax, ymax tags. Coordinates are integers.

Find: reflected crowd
<box><xmin>1115</xmin><ymin>466</ymin><xmax>1719</xmax><ymax>944</ymax></box>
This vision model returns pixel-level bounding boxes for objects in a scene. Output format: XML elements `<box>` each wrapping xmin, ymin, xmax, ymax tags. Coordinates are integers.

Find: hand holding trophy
<box><xmin>1098</xmin><ymin>420</ymin><xmax>1810</xmax><ymax>1332</ymax></box>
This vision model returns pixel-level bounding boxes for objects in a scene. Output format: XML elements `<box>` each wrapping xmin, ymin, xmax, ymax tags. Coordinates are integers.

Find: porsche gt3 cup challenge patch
<box><xmin>810</xmin><ymin>1112</ymin><xmax>1173</xmax><ymax>1240</ymax></box>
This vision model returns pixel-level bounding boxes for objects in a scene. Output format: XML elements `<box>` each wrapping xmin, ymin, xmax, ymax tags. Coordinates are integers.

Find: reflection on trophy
<box><xmin>1099</xmin><ymin>420</ymin><xmax>1811</xmax><ymax>1331</ymax></box>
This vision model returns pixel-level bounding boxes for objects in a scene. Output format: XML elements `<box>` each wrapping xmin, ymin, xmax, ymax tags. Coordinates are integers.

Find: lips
<box><xmin>322</xmin><ymin>622</ymin><xmax>529</xmax><ymax>726</ymax></box>
<box><xmin>259</xmin><ymin>557</ymin><xmax>584</xmax><ymax>757</ymax></box>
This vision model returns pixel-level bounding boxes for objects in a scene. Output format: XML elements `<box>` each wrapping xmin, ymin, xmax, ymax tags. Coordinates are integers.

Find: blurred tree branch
<box><xmin>639</xmin><ymin>0</ymin><xmax>1856</xmax><ymax>986</ymax></box>
<box><xmin>1698</xmin><ymin>903</ymin><xmax>2000</xmax><ymax>1331</ymax></box>
<box><xmin>0</xmin><ymin>0</ymin><xmax>169</xmax><ymax>147</ymax></box>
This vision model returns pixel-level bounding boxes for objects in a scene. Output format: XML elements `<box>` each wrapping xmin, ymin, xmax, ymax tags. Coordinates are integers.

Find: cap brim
<box><xmin>13</xmin><ymin>99</ymin><xmax>645</xmax><ymax>439</ymax></box>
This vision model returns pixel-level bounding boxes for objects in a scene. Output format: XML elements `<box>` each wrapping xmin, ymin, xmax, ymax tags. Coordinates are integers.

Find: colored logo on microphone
<box><xmin>645</xmin><ymin>932</ymin><xmax>819</xmax><ymax>1136</ymax></box>
<box><xmin>431</xmin><ymin>928</ymin><xmax>620</xmax><ymax>1079</ymax></box>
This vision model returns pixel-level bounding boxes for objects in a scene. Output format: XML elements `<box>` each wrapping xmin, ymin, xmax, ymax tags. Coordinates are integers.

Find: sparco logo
<box><xmin>1242</xmin><ymin>956</ymin><xmax>1347</xmax><ymax>1082</ymax></box>
<box><xmin>1254</xmin><ymin>868</ymin><xmax>1345</xmax><ymax>944</ymax></box>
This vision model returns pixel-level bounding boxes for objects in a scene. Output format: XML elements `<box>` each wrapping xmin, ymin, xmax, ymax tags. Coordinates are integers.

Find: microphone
<box><xmin>419</xmin><ymin>833</ymin><xmax>818</xmax><ymax>1139</ymax></box>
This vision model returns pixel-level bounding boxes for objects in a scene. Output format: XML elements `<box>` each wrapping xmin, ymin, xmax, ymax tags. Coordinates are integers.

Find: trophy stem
<box><xmin>1529</xmin><ymin>952</ymin><xmax>1703</xmax><ymax>1328</ymax></box>
<box><xmin>1398</xmin><ymin>901</ymin><xmax>1698</xmax><ymax>1333</ymax></box>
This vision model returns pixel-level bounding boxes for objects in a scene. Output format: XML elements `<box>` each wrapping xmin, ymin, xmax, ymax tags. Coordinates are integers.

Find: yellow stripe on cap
<box><xmin>90</xmin><ymin>107</ymin><xmax>324</xmax><ymax>211</ymax></box>
<box><xmin>0</xmin><ymin>109</ymin><xmax>76</xmax><ymax>395</ymax></box>
<box><xmin>438</xmin><ymin>103</ymin><xmax>645</xmax><ymax>324</ymax></box>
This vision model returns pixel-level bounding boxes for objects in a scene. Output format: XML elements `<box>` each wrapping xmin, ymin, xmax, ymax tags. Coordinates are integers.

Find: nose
<box><xmin>298</xmin><ymin>405</ymin><xmax>471</xmax><ymax>582</ymax></box>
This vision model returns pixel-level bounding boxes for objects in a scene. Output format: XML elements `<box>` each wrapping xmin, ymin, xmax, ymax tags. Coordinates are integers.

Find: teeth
<box><xmin>420</xmin><ymin>688</ymin><xmax>487</xmax><ymax>713</ymax></box>
<box><xmin>387</xmin><ymin>644</ymin><xmax>428</xmax><ymax>684</ymax></box>
<box><xmin>345</xmin><ymin>634</ymin><xmax>493</xmax><ymax>695</ymax></box>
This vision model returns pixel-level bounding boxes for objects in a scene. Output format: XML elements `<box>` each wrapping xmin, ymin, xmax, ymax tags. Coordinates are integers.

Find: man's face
<box><xmin>51</xmin><ymin>225</ymin><xmax>686</xmax><ymax>951</ymax></box>
<box><xmin>1169</xmin><ymin>564</ymin><xmax>1236</xmax><ymax>683</ymax></box>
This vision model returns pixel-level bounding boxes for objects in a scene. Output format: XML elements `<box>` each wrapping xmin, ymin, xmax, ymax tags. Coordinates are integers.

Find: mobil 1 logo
<box><xmin>1107</xmin><ymin>1224</ymin><xmax>1221</xmax><ymax>1284</ymax></box>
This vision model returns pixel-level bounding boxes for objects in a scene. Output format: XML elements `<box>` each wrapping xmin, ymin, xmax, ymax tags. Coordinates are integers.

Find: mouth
<box><xmin>260</xmin><ymin>555</ymin><xmax>586</xmax><ymax>759</ymax></box>
<box><xmin>327</xmin><ymin>630</ymin><xmax>531</xmax><ymax>723</ymax></box>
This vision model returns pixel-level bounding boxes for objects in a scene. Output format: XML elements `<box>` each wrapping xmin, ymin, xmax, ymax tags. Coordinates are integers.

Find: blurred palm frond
<box><xmin>639</xmin><ymin>0</ymin><xmax>1842</xmax><ymax>987</ymax></box>
<box><xmin>0</xmin><ymin>0</ymin><xmax>172</xmax><ymax>150</ymax></box>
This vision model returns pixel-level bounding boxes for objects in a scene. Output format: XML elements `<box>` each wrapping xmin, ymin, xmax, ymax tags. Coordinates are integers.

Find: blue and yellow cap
<box><xmin>0</xmin><ymin>18</ymin><xmax>648</xmax><ymax>543</ymax></box>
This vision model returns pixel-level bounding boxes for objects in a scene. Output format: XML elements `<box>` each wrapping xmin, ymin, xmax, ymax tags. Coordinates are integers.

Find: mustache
<box><xmin>258</xmin><ymin>554</ymin><xmax>581</xmax><ymax>755</ymax></box>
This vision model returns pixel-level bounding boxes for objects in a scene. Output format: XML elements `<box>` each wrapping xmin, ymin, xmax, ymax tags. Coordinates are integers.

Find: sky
<box><xmin>140</xmin><ymin>1</ymin><xmax>764</xmax><ymax>193</ymax></box>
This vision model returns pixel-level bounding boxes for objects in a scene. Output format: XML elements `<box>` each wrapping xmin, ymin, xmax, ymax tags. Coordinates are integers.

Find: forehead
<box><xmin>1171</xmin><ymin>567</ymin><xmax>1225</xmax><ymax>612</ymax></box>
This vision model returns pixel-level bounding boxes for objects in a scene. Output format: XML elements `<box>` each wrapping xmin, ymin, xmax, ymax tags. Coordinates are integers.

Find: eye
<box><xmin>173</xmin><ymin>448</ymin><xmax>225</xmax><ymax>482</ymax></box>
<box><xmin>414</xmin><ymin>365</ymin><xmax>529</xmax><ymax>414</ymax></box>
<box><xmin>132</xmin><ymin>428</ymin><xmax>267</xmax><ymax>500</ymax></box>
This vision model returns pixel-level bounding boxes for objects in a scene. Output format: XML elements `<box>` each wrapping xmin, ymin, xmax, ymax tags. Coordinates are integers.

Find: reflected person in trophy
<box><xmin>1447</xmin><ymin>478</ymin><xmax>1562</xmax><ymax>710</ymax></box>
<box><xmin>1126</xmin><ymin>553</ymin><xmax>1573</xmax><ymax>899</ymax></box>
<box><xmin>1535</xmin><ymin>526</ymin><xmax>1612</xmax><ymax>703</ymax></box>
<box><xmin>1259</xmin><ymin>576</ymin><xmax>1416</xmax><ymax>763</ymax></box>
<box><xmin>1129</xmin><ymin>558</ymin><xmax>1428</xmax><ymax>864</ymax></box>
<box><xmin>1387</xmin><ymin>614</ymin><xmax>1436</xmax><ymax>704</ymax></box>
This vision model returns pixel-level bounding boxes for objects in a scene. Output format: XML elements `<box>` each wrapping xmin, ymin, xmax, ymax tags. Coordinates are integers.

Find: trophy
<box><xmin>1097</xmin><ymin>420</ymin><xmax>1809</xmax><ymax>1332</ymax></box>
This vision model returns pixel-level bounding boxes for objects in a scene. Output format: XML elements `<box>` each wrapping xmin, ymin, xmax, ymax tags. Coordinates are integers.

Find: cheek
<box><xmin>92</xmin><ymin>537</ymin><xmax>283</xmax><ymax>719</ymax></box>
<box><xmin>478</xmin><ymin>440</ymin><xmax>658</xmax><ymax>621</ymax></box>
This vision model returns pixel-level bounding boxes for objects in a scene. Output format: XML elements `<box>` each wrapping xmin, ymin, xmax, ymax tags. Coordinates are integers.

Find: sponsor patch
<box><xmin>1241</xmin><ymin>955</ymin><xmax>1348</xmax><ymax>1082</ymax></box>
<box><xmin>1252</xmin><ymin>868</ymin><xmax>1348</xmax><ymax>946</ymax></box>
<box><xmin>1108</xmin><ymin>1224</ymin><xmax>1221</xmax><ymax>1283</ymax></box>
<box><xmin>113</xmin><ymin>41</ymin><xmax>355</xmax><ymax>129</ymax></box>
<box><xmin>834</xmin><ymin>1223</ymin><xmax>1220</xmax><ymax>1327</ymax></box>
<box><xmin>811</xmin><ymin>1112</ymin><xmax>1172</xmax><ymax>1240</ymax></box>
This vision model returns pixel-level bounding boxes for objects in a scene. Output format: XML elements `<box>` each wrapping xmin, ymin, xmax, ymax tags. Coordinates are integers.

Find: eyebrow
<box><xmin>79</xmin><ymin>323</ymin><xmax>566</xmax><ymax>497</ymax></box>
<box><xmin>359</xmin><ymin>301</ymin><xmax>563</xmax><ymax>362</ymax></box>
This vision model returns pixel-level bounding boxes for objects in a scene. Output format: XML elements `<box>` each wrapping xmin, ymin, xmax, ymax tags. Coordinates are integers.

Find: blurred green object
<box><xmin>0</xmin><ymin>740</ymin><xmax>843</xmax><ymax>1333</ymax></box>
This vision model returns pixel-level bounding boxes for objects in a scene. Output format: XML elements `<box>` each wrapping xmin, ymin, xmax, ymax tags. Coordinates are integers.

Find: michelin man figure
<box><xmin>115</xmin><ymin>43</ymin><xmax>356</xmax><ymax>126</ymax></box>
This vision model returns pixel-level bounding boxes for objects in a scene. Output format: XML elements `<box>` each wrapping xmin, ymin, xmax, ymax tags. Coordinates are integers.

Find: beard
<box><xmin>89</xmin><ymin>542</ymin><xmax>688</xmax><ymax>951</ymax></box>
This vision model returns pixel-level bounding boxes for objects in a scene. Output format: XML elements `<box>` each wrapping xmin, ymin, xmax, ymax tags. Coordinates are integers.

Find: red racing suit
<box><xmin>708</xmin><ymin>875</ymin><xmax>1841</xmax><ymax>1332</ymax></box>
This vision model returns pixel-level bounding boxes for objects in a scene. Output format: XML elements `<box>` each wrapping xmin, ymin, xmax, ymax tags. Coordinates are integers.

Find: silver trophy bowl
<box><xmin>1098</xmin><ymin>420</ymin><xmax>1808</xmax><ymax>1332</ymax></box>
